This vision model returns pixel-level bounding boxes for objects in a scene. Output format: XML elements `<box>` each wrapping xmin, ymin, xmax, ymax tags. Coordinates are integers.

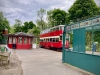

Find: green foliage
<box><xmin>0</xmin><ymin>12</ymin><xmax>10</xmax><ymax>40</ymax></box>
<box><xmin>47</xmin><ymin>9</ymin><xmax>69</xmax><ymax>27</ymax></box>
<box><xmin>13</xmin><ymin>19</ymin><xmax>22</xmax><ymax>33</ymax></box>
<box><xmin>27</xmin><ymin>26</ymin><xmax>40</xmax><ymax>43</ymax></box>
<box><xmin>36</xmin><ymin>20</ymin><xmax>47</xmax><ymax>31</ymax></box>
<box><xmin>94</xmin><ymin>31</ymin><xmax>100</xmax><ymax>43</ymax></box>
<box><xmin>13</xmin><ymin>20</ymin><xmax>36</xmax><ymax>33</ymax></box>
<box><xmin>52</xmin><ymin>9</ymin><xmax>68</xmax><ymax>25</ymax></box>
<box><xmin>9</xmin><ymin>26</ymin><xmax>14</xmax><ymax>33</ymax></box>
<box><xmin>22</xmin><ymin>21</ymin><xmax>36</xmax><ymax>33</ymax></box>
<box><xmin>47</xmin><ymin>10</ymin><xmax>53</xmax><ymax>28</ymax></box>
<box><xmin>37</xmin><ymin>8</ymin><xmax>46</xmax><ymax>30</ymax></box>
<box><xmin>68</xmin><ymin>0</ymin><xmax>100</xmax><ymax>22</ymax></box>
<box><xmin>69</xmin><ymin>33</ymin><xmax>73</xmax><ymax>44</ymax></box>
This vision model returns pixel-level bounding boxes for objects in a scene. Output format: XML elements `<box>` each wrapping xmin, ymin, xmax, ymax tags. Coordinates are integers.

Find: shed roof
<box><xmin>3</xmin><ymin>32</ymin><xmax>36</xmax><ymax>38</ymax></box>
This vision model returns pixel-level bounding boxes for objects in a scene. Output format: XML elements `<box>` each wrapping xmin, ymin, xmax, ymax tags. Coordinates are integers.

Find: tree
<box><xmin>9</xmin><ymin>26</ymin><xmax>14</xmax><ymax>33</ymax></box>
<box><xmin>0</xmin><ymin>12</ymin><xmax>10</xmax><ymax>39</ymax></box>
<box><xmin>37</xmin><ymin>8</ymin><xmax>46</xmax><ymax>30</ymax></box>
<box><xmin>47</xmin><ymin>9</ymin><xmax>69</xmax><ymax>27</ymax></box>
<box><xmin>36</xmin><ymin>20</ymin><xmax>47</xmax><ymax>31</ymax></box>
<box><xmin>68</xmin><ymin>0</ymin><xmax>100</xmax><ymax>51</ymax></box>
<box><xmin>28</xmin><ymin>21</ymin><xmax>36</xmax><ymax>29</ymax></box>
<box><xmin>47</xmin><ymin>10</ymin><xmax>54</xmax><ymax>28</ymax></box>
<box><xmin>22</xmin><ymin>22</ymin><xmax>29</xmax><ymax>33</ymax></box>
<box><xmin>13</xmin><ymin>19</ymin><xmax>22</xmax><ymax>33</ymax></box>
<box><xmin>68</xmin><ymin>0</ymin><xmax>100</xmax><ymax>22</ymax></box>
<box><xmin>27</xmin><ymin>26</ymin><xmax>40</xmax><ymax>44</ymax></box>
<box><xmin>22</xmin><ymin>21</ymin><xmax>36</xmax><ymax>33</ymax></box>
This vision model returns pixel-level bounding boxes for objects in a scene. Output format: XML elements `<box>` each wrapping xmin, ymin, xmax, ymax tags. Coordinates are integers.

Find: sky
<box><xmin>0</xmin><ymin>0</ymin><xmax>100</xmax><ymax>26</ymax></box>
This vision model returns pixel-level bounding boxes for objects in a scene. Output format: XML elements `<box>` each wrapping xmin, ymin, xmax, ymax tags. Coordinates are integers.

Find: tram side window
<box><xmin>51</xmin><ymin>29</ymin><xmax>53</xmax><ymax>32</ymax></box>
<box><xmin>55</xmin><ymin>27</ymin><xmax>59</xmax><ymax>31</ymax></box>
<box><xmin>46</xmin><ymin>39</ymin><xmax>48</xmax><ymax>42</ymax></box>
<box><xmin>60</xmin><ymin>26</ymin><xmax>64</xmax><ymax>30</ymax></box>
<box><xmin>42</xmin><ymin>39</ymin><xmax>43</xmax><ymax>42</ymax></box>
<box><xmin>46</xmin><ymin>39</ymin><xmax>47</xmax><ymax>42</ymax></box>
<box><xmin>48</xmin><ymin>38</ymin><xmax>49</xmax><ymax>42</ymax></box>
<box><xmin>43</xmin><ymin>39</ymin><xmax>44</xmax><ymax>42</ymax></box>
<box><xmin>60</xmin><ymin>36</ymin><xmax>62</xmax><ymax>40</ymax></box>
<box><xmin>44</xmin><ymin>39</ymin><xmax>45</xmax><ymax>42</ymax></box>
<box><xmin>50</xmin><ymin>38</ymin><xmax>52</xmax><ymax>42</ymax></box>
<box><xmin>56</xmin><ymin>38</ymin><xmax>59</xmax><ymax>42</ymax></box>
<box><xmin>40</xmin><ymin>39</ymin><xmax>43</xmax><ymax>42</ymax></box>
<box><xmin>53</xmin><ymin>38</ymin><xmax>55</xmax><ymax>42</ymax></box>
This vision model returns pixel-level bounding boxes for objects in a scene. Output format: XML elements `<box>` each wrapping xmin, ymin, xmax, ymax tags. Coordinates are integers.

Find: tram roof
<box><xmin>40</xmin><ymin>25</ymin><xmax>65</xmax><ymax>34</ymax></box>
<box><xmin>50</xmin><ymin>25</ymin><xmax>65</xmax><ymax>30</ymax></box>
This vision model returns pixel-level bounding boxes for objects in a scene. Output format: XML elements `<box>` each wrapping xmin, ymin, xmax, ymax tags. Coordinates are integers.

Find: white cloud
<box><xmin>0</xmin><ymin>0</ymin><xmax>100</xmax><ymax>26</ymax></box>
<box><xmin>17</xmin><ymin>0</ymin><xmax>33</xmax><ymax>4</ymax></box>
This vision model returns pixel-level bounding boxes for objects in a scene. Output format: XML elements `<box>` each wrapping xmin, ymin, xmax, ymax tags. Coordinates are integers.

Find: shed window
<box><xmin>24</xmin><ymin>38</ymin><xmax>27</xmax><ymax>44</ymax></box>
<box><xmin>18</xmin><ymin>37</ymin><xmax>22</xmax><ymax>44</ymax></box>
<box><xmin>29</xmin><ymin>38</ymin><xmax>31</xmax><ymax>44</ymax></box>
<box><xmin>9</xmin><ymin>37</ymin><xmax>12</xmax><ymax>44</ymax></box>
<box><xmin>13</xmin><ymin>37</ymin><xmax>16</xmax><ymax>44</ymax></box>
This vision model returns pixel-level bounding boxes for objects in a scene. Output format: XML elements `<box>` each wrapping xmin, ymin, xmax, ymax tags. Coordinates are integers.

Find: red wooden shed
<box><xmin>4</xmin><ymin>32</ymin><xmax>35</xmax><ymax>49</ymax></box>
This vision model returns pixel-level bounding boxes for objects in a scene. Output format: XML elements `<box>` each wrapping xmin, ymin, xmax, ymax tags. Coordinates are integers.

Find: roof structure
<box><xmin>3</xmin><ymin>32</ymin><xmax>36</xmax><ymax>38</ymax></box>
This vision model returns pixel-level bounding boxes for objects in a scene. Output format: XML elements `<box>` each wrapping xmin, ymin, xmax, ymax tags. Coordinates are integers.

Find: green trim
<box><xmin>64</xmin><ymin>51</ymin><xmax>100</xmax><ymax>75</ymax></box>
<box><xmin>63</xmin><ymin>15</ymin><xmax>100</xmax><ymax>75</ymax></box>
<box><xmin>66</xmin><ymin>16</ymin><xmax>100</xmax><ymax>31</ymax></box>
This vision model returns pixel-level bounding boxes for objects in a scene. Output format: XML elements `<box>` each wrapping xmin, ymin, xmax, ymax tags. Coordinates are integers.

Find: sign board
<box><xmin>66</xmin><ymin>16</ymin><xmax>100</xmax><ymax>31</ymax></box>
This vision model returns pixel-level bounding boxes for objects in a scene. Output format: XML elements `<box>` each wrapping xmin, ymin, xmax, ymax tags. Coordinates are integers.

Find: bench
<box><xmin>0</xmin><ymin>52</ymin><xmax>11</xmax><ymax>65</ymax></box>
<box><xmin>0</xmin><ymin>46</ymin><xmax>11</xmax><ymax>65</ymax></box>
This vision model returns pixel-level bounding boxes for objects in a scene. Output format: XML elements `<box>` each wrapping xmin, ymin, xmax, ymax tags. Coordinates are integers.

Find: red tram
<box><xmin>39</xmin><ymin>25</ymin><xmax>70</xmax><ymax>50</ymax></box>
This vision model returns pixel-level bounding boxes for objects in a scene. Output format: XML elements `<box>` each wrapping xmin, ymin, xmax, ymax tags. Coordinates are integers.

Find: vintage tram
<box><xmin>39</xmin><ymin>25</ymin><xmax>70</xmax><ymax>50</ymax></box>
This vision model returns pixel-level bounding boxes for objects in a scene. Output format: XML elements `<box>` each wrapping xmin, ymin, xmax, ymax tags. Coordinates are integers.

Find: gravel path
<box><xmin>16</xmin><ymin>48</ymin><xmax>93</xmax><ymax>75</ymax></box>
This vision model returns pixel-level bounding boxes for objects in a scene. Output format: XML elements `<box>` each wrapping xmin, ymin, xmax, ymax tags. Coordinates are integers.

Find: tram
<box><xmin>39</xmin><ymin>25</ymin><xmax>70</xmax><ymax>50</ymax></box>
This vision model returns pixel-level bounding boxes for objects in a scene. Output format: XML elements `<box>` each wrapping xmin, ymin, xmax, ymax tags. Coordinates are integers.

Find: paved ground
<box><xmin>16</xmin><ymin>48</ymin><xmax>93</xmax><ymax>75</ymax></box>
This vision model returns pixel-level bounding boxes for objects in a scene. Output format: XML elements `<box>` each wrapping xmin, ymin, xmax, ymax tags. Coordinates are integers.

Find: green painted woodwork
<box><xmin>63</xmin><ymin>16</ymin><xmax>100</xmax><ymax>75</ymax></box>
<box><xmin>64</xmin><ymin>50</ymin><xmax>100</xmax><ymax>75</ymax></box>
<box><xmin>66</xmin><ymin>16</ymin><xmax>100</xmax><ymax>31</ymax></box>
<box><xmin>62</xmin><ymin>26</ymin><xmax>66</xmax><ymax>62</ymax></box>
<box><xmin>73</xmin><ymin>29</ymin><xmax>79</xmax><ymax>52</ymax></box>
<box><xmin>78</xmin><ymin>28</ymin><xmax>85</xmax><ymax>53</ymax></box>
<box><xmin>73</xmin><ymin>28</ymin><xmax>85</xmax><ymax>53</ymax></box>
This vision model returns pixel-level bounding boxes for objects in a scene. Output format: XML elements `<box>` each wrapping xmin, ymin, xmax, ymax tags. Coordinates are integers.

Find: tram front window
<box><xmin>60</xmin><ymin>36</ymin><xmax>62</xmax><ymax>40</ymax></box>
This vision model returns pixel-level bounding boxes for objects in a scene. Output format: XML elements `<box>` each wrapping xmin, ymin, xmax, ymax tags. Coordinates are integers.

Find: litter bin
<box><xmin>12</xmin><ymin>44</ymin><xmax>16</xmax><ymax>49</ymax></box>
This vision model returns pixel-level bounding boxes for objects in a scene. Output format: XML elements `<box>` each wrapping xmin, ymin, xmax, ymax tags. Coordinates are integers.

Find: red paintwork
<box><xmin>40</xmin><ymin>30</ymin><xmax>62</xmax><ymax>38</ymax></box>
<box><xmin>66</xmin><ymin>40</ymin><xmax>70</xmax><ymax>49</ymax></box>
<box><xmin>40</xmin><ymin>29</ymin><xmax>69</xmax><ymax>49</ymax></box>
<box><xmin>17</xmin><ymin>44</ymin><xmax>32</xmax><ymax>49</ymax></box>
<box><xmin>7</xmin><ymin>36</ymin><xmax>32</xmax><ymax>50</ymax></box>
<box><xmin>7</xmin><ymin>44</ymin><xmax>12</xmax><ymax>49</ymax></box>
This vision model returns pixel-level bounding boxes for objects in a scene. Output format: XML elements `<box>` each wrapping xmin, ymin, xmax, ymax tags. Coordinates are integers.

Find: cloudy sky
<box><xmin>0</xmin><ymin>0</ymin><xmax>100</xmax><ymax>26</ymax></box>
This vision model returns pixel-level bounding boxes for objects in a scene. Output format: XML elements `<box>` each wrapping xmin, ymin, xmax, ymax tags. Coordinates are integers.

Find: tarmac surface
<box><xmin>16</xmin><ymin>48</ymin><xmax>93</xmax><ymax>75</ymax></box>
